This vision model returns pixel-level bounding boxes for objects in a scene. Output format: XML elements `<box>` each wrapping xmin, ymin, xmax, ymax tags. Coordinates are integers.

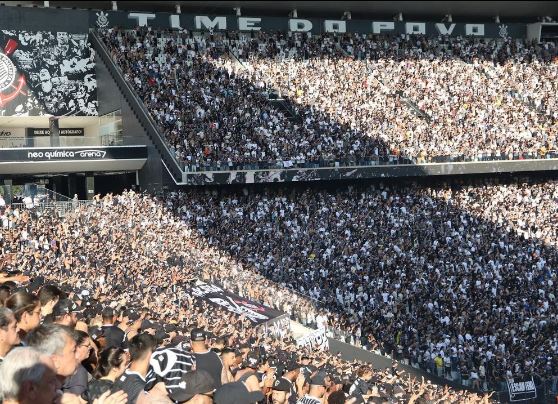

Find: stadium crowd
<box><xmin>101</xmin><ymin>28</ymin><xmax>558</xmax><ymax>169</ymax></box>
<box><xmin>0</xmin><ymin>190</ymin><xmax>495</xmax><ymax>403</ymax></box>
<box><xmin>166</xmin><ymin>177</ymin><xmax>558</xmax><ymax>394</ymax></box>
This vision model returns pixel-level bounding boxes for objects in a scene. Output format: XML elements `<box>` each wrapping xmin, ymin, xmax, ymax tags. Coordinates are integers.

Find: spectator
<box><xmin>5</xmin><ymin>291</ymin><xmax>41</xmax><ymax>341</ymax></box>
<box><xmin>0</xmin><ymin>347</ymin><xmax>60</xmax><ymax>404</ymax></box>
<box><xmin>63</xmin><ymin>330</ymin><xmax>93</xmax><ymax>396</ymax></box>
<box><xmin>348</xmin><ymin>366</ymin><xmax>373</xmax><ymax>401</ymax></box>
<box><xmin>51</xmin><ymin>298</ymin><xmax>80</xmax><ymax>329</ymax></box>
<box><xmin>0</xmin><ymin>307</ymin><xmax>20</xmax><ymax>363</ymax></box>
<box><xmin>113</xmin><ymin>333</ymin><xmax>157</xmax><ymax>404</ymax></box>
<box><xmin>87</xmin><ymin>347</ymin><xmax>129</xmax><ymax>401</ymax></box>
<box><xmin>272</xmin><ymin>378</ymin><xmax>293</xmax><ymax>404</ymax></box>
<box><xmin>297</xmin><ymin>372</ymin><xmax>328</xmax><ymax>404</ymax></box>
<box><xmin>37</xmin><ymin>284</ymin><xmax>63</xmax><ymax>318</ymax></box>
<box><xmin>26</xmin><ymin>323</ymin><xmax>79</xmax><ymax>378</ymax></box>
<box><xmin>190</xmin><ymin>328</ymin><xmax>223</xmax><ymax>388</ymax></box>
<box><xmin>101</xmin><ymin>307</ymin><xmax>125</xmax><ymax>349</ymax></box>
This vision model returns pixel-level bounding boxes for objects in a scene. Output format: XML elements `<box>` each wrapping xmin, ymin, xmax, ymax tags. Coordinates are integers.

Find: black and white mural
<box><xmin>0</xmin><ymin>30</ymin><xmax>97</xmax><ymax>116</ymax></box>
<box><xmin>183</xmin><ymin>159</ymin><xmax>558</xmax><ymax>185</ymax></box>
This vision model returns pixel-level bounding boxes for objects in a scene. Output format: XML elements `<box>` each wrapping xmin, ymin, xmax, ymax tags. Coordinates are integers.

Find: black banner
<box><xmin>182</xmin><ymin>159</ymin><xmax>558</xmax><ymax>185</ymax></box>
<box><xmin>90</xmin><ymin>10</ymin><xmax>526</xmax><ymax>39</ymax></box>
<box><xmin>0</xmin><ymin>6</ymin><xmax>531</xmax><ymax>40</ymax></box>
<box><xmin>188</xmin><ymin>281</ymin><xmax>285</xmax><ymax>325</ymax></box>
<box><xmin>507</xmin><ymin>377</ymin><xmax>537</xmax><ymax>402</ymax></box>
<box><xmin>26</xmin><ymin>128</ymin><xmax>84</xmax><ymax>137</ymax></box>
<box><xmin>0</xmin><ymin>146</ymin><xmax>147</xmax><ymax>162</ymax></box>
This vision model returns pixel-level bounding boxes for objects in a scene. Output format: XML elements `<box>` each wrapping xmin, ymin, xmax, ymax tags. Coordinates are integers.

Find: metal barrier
<box><xmin>10</xmin><ymin>201</ymin><xmax>93</xmax><ymax>217</ymax></box>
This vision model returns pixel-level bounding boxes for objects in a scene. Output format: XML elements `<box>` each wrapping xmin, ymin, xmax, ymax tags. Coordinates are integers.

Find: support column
<box><xmin>2</xmin><ymin>179</ymin><xmax>12</xmax><ymax>204</ymax></box>
<box><xmin>67</xmin><ymin>175</ymin><xmax>77</xmax><ymax>199</ymax></box>
<box><xmin>49</xmin><ymin>117</ymin><xmax>60</xmax><ymax>147</ymax></box>
<box><xmin>86</xmin><ymin>175</ymin><xmax>95</xmax><ymax>200</ymax></box>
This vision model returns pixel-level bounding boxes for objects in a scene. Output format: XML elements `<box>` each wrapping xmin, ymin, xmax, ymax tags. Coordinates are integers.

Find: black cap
<box><xmin>272</xmin><ymin>378</ymin><xmax>291</xmax><ymax>392</ymax></box>
<box><xmin>191</xmin><ymin>328</ymin><xmax>206</xmax><ymax>342</ymax></box>
<box><xmin>27</xmin><ymin>276</ymin><xmax>45</xmax><ymax>292</ymax></box>
<box><xmin>52</xmin><ymin>298</ymin><xmax>80</xmax><ymax>318</ymax></box>
<box><xmin>243</xmin><ymin>352</ymin><xmax>260</xmax><ymax>369</ymax></box>
<box><xmin>123</xmin><ymin>308</ymin><xmax>141</xmax><ymax>321</ymax></box>
<box><xmin>141</xmin><ymin>319</ymin><xmax>155</xmax><ymax>330</ymax></box>
<box><xmin>213</xmin><ymin>381</ymin><xmax>265</xmax><ymax>404</ymax></box>
<box><xmin>169</xmin><ymin>370</ymin><xmax>216</xmax><ymax>402</ymax></box>
<box><xmin>310</xmin><ymin>371</ymin><xmax>328</xmax><ymax>387</ymax></box>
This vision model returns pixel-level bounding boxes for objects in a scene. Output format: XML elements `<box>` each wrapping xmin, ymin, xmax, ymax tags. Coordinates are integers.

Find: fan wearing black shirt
<box><xmin>348</xmin><ymin>366</ymin><xmax>374</xmax><ymax>402</ymax></box>
<box><xmin>113</xmin><ymin>333</ymin><xmax>157</xmax><ymax>404</ymax></box>
<box><xmin>145</xmin><ymin>345</ymin><xmax>196</xmax><ymax>396</ymax></box>
<box><xmin>86</xmin><ymin>347</ymin><xmax>129</xmax><ymax>402</ymax></box>
<box><xmin>191</xmin><ymin>328</ymin><xmax>223</xmax><ymax>388</ymax></box>
<box><xmin>101</xmin><ymin>307</ymin><xmax>125</xmax><ymax>349</ymax></box>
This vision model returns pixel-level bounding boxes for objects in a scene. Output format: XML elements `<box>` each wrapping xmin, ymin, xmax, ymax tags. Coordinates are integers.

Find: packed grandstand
<box><xmin>100</xmin><ymin>28</ymin><xmax>558</xmax><ymax>169</ymax></box>
<box><xmin>0</xmin><ymin>1</ymin><xmax>558</xmax><ymax>404</ymax></box>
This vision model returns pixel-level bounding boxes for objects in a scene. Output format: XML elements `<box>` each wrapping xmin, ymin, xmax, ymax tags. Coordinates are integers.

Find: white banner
<box><xmin>296</xmin><ymin>329</ymin><xmax>329</xmax><ymax>351</ymax></box>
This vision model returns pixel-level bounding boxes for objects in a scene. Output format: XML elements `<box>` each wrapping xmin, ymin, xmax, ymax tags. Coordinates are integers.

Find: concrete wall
<box><xmin>94</xmin><ymin>44</ymin><xmax>164</xmax><ymax>193</ymax></box>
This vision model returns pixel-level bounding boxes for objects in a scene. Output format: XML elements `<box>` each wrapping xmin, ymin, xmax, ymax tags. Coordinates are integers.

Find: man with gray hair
<box><xmin>0</xmin><ymin>347</ymin><xmax>61</xmax><ymax>404</ymax></box>
<box><xmin>25</xmin><ymin>323</ymin><xmax>79</xmax><ymax>378</ymax></box>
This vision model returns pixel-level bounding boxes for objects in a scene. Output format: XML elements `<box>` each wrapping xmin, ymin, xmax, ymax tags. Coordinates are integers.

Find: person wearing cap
<box><xmin>296</xmin><ymin>372</ymin><xmax>328</xmax><ymax>404</ymax></box>
<box><xmin>277</xmin><ymin>361</ymin><xmax>301</xmax><ymax>404</ymax></box>
<box><xmin>271</xmin><ymin>377</ymin><xmax>292</xmax><ymax>404</ymax></box>
<box><xmin>213</xmin><ymin>372</ymin><xmax>265</xmax><ymax>404</ymax></box>
<box><xmin>52</xmin><ymin>299</ymin><xmax>80</xmax><ymax>329</ymax></box>
<box><xmin>163</xmin><ymin>369</ymin><xmax>216</xmax><ymax>403</ymax></box>
<box><xmin>235</xmin><ymin>352</ymin><xmax>260</xmax><ymax>380</ymax></box>
<box><xmin>191</xmin><ymin>328</ymin><xmax>223</xmax><ymax>388</ymax></box>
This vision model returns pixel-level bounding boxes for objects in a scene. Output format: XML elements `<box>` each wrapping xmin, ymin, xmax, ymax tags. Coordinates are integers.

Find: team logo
<box><xmin>96</xmin><ymin>11</ymin><xmax>109</xmax><ymax>28</ymax></box>
<box><xmin>0</xmin><ymin>53</ymin><xmax>16</xmax><ymax>92</ymax></box>
<box><xmin>498</xmin><ymin>25</ymin><xmax>508</xmax><ymax>38</ymax></box>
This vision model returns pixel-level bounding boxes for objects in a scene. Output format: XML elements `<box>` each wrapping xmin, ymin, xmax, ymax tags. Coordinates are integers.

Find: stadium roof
<box><xmin>3</xmin><ymin>1</ymin><xmax>558</xmax><ymax>22</ymax></box>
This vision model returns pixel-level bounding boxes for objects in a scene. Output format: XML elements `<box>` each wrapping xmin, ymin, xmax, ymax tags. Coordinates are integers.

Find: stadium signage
<box><xmin>26</xmin><ymin>128</ymin><xmax>85</xmax><ymax>137</ymax></box>
<box><xmin>0</xmin><ymin>146</ymin><xmax>147</xmax><ymax>162</ymax></box>
<box><xmin>188</xmin><ymin>281</ymin><xmax>285</xmax><ymax>325</ymax></box>
<box><xmin>92</xmin><ymin>11</ymin><xmax>526</xmax><ymax>39</ymax></box>
<box><xmin>26</xmin><ymin>149</ymin><xmax>106</xmax><ymax>160</ymax></box>
<box><xmin>507</xmin><ymin>377</ymin><xmax>537</xmax><ymax>402</ymax></box>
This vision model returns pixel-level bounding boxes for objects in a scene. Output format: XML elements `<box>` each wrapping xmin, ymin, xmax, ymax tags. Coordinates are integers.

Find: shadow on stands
<box><xmin>171</xmin><ymin>173</ymin><xmax>558</xmax><ymax>403</ymax></box>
